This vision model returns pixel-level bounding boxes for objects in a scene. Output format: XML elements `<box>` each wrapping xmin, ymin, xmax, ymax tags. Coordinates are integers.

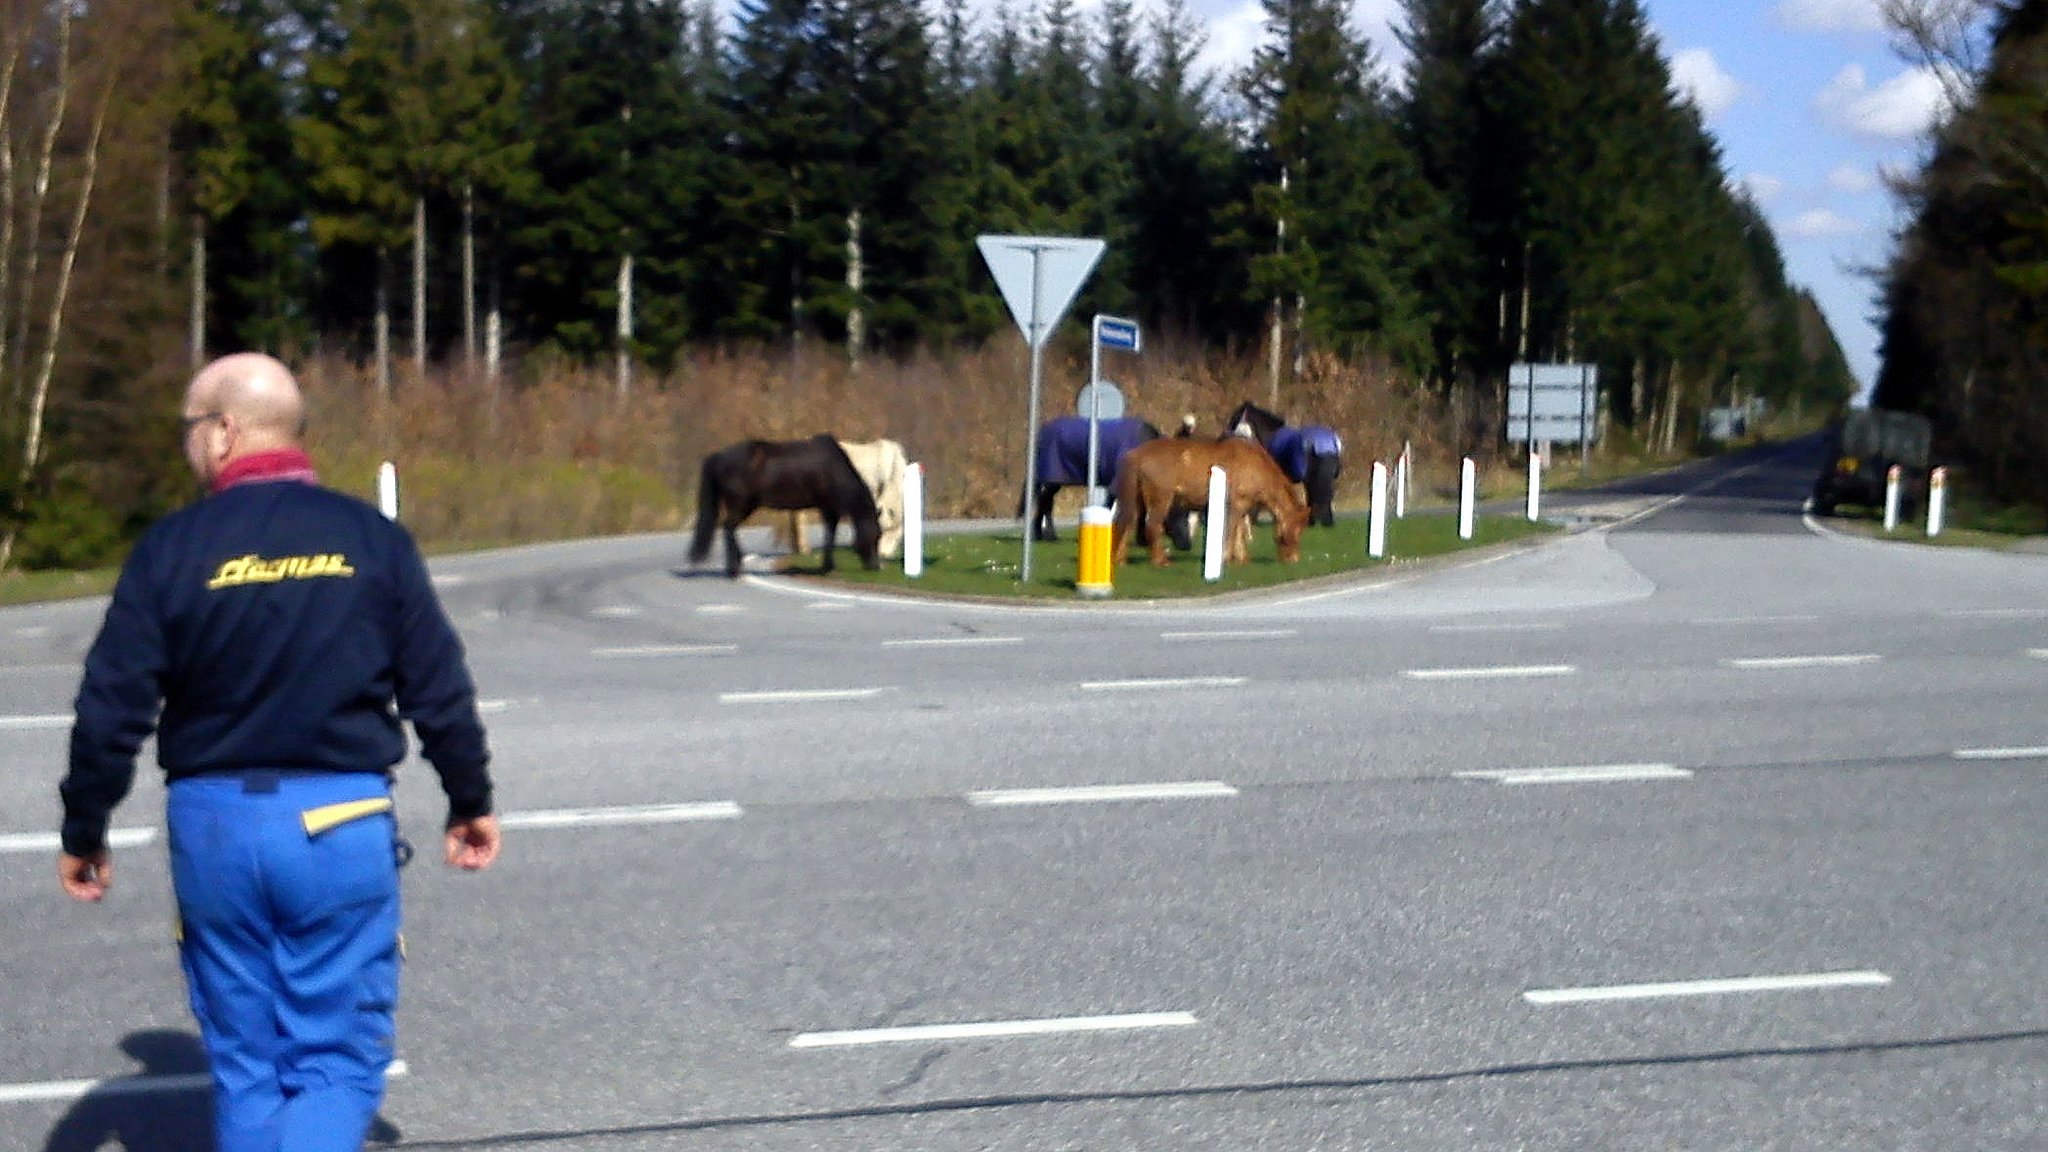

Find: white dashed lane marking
<box><xmin>0</xmin><ymin>1062</ymin><xmax>407</xmax><ymax>1105</ymax></box>
<box><xmin>1954</xmin><ymin>746</ymin><xmax>2048</xmax><ymax>761</ymax></box>
<box><xmin>966</xmin><ymin>781</ymin><xmax>1238</xmax><ymax>807</ymax></box>
<box><xmin>1080</xmin><ymin>676</ymin><xmax>1246</xmax><ymax>691</ymax></box>
<box><xmin>882</xmin><ymin>636</ymin><xmax>1023</xmax><ymax>648</ymax></box>
<box><xmin>0</xmin><ymin>828</ymin><xmax>155</xmax><ymax>854</ymax></box>
<box><xmin>1458</xmin><ymin>764</ymin><xmax>1690</xmax><ymax>786</ymax></box>
<box><xmin>1525</xmin><ymin>970</ymin><xmax>1891</xmax><ymax>1006</ymax></box>
<box><xmin>789</xmin><ymin>1012</ymin><xmax>1199</xmax><ymax>1049</ymax></box>
<box><xmin>1401</xmin><ymin>664</ymin><xmax>1575</xmax><ymax>681</ymax></box>
<box><xmin>1720</xmin><ymin>654</ymin><xmax>1880</xmax><ymax>670</ymax></box>
<box><xmin>720</xmin><ymin>687</ymin><xmax>891</xmax><ymax>704</ymax></box>
<box><xmin>1159</xmin><ymin>629</ymin><xmax>1298</xmax><ymax>642</ymax></box>
<box><xmin>0</xmin><ymin>713</ymin><xmax>71</xmax><ymax>730</ymax></box>
<box><xmin>499</xmin><ymin>802</ymin><xmax>741</xmax><ymax>829</ymax></box>
<box><xmin>593</xmin><ymin>644</ymin><xmax>738</xmax><ymax>658</ymax></box>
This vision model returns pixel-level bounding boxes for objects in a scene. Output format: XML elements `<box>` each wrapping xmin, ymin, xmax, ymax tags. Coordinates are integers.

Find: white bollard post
<box><xmin>1203</xmin><ymin>465</ymin><xmax>1227</xmax><ymax>582</ymax></box>
<box><xmin>1883</xmin><ymin>464</ymin><xmax>1902</xmax><ymax>532</ymax></box>
<box><xmin>902</xmin><ymin>462</ymin><xmax>925</xmax><ymax>577</ymax></box>
<box><xmin>1459</xmin><ymin>457</ymin><xmax>1476</xmax><ymax>541</ymax></box>
<box><xmin>1526</xmin><ymin>448</ymin><xmax>1542</xmax><ymax>522</ymax></box>
<box><xmin>1394</xmin><ymin>446</ymin><xmax>1409</xmax><ymax>519</ymax></box>
<box><xmin>377</xmin><ymin>461</ymin><xmax>399</xmax><ymax>520</ymax></box>
<box><xmin>1368</xmin><ymin>461</ymin><xmax>1389</xmax><ymax>558</ymax></box>
<box><xmin>1926</xmin><ymin>466</ymin><xmax>1947</xmax><ymax>537</ymax></box>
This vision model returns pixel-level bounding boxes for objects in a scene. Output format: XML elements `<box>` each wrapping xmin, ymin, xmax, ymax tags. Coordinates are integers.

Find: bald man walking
<box><xmin>58</xmin><ymin>353</ymin><xmax>500</xmax><ymax>1151</ymax></box>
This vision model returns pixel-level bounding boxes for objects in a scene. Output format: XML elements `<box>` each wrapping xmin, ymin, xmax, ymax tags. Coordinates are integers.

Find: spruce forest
<box><xmin>0</xmin><ymin>0</ymin><xmax>1864</xmax><ymax>568</ymax></box>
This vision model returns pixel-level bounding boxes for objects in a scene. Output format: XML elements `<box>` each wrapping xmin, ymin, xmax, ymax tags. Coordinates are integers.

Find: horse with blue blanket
<box><xmin>1021</xmin><ymin>415</ymin><xmax>1191</xmax><ymax>550</ymax></box>
<box><xmin>1224</xmin><ymin>401</ymin><xmax>1344</xmax><ymax>527</ymax></box>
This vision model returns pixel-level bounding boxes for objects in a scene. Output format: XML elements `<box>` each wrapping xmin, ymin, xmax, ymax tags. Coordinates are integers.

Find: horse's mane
<box><xmin>1224</xmin><ymin>401</ymin><xmax>1285</xmax><ymax>443</ymax></box>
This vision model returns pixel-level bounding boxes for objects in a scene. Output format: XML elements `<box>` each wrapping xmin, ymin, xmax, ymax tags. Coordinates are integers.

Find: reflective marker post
<box><xmin>1459</xmin><ymin>458</ymin><xmax>1476</xmax><ymax>540</ymax></box>
<box><xmin>378</xmin><ymin>462</ymin><xmax>399</xmax><ymax>520</ymax></box>
<box><xmin>1927</xmin><ymin>466</ymin><xmax>1947</xmax><ymax>537</ymax></box>
<box><xmin>1204</xmin><ymin>467</ymin><xmax>1227</xmax><ymax>582</ymax></box>
<box><xmin>1368</xmin><ymin>461</ymin><xmax>1388</xmax><ymax>558</ymax></box>
<box><xmin>1884</xmin><ymin>465</ymin><xmax>1902</xmax><ymax>532</ymax></box>
<box><xmin>902</xmin><ymin>462</ymin><xmax>925</xmax><ymax>577</ymax></box>
<box><xmin>1076</xmin><ymin>505</ymin><xmax>1113</xmax><ymax>597</ymax></box>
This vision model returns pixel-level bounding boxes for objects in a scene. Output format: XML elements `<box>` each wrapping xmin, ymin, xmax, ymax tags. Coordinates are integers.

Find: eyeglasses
<box><xmin>180</xmin><ymin>412</ymin><xmax>221</xmax><ymax>434</ymax></box>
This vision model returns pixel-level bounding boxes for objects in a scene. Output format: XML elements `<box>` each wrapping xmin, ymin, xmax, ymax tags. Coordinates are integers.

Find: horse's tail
<box><xmin>687</xmin><ymin>454</ymin><xmax>721</xmax><ymax>564</ymax></box>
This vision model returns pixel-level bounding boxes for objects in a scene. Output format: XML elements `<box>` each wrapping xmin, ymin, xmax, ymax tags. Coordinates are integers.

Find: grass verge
<box><xmin>808</xmin><ymin>512</ymin><xmax>1558</xmax><ymax>600</ymax></box>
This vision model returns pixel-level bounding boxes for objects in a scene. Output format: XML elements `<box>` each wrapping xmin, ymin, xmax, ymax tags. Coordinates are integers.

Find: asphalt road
<box><xmin>2</xmin><ymin>435</ymin><xmax>2043</xmax><ymax>1150</ymax></box>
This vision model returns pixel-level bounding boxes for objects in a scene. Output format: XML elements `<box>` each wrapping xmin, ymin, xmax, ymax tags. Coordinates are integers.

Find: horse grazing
<box><xmin>1020</xmin><ymin>415</ymin><xmax>1191</xmax><ymax>550</ymax></box>
<box><xmin>1223</xmin><ymin>400</ymin><xmax>1344</xmax><ymax>527</ymax></box>
<box><xmin>1112</xmin><ymin>436</ymin><xmax>1308</xmax><ymax>567</ymax></box>
<box><xmin>779</xmin><ymin>438</ymin><xmax>909</xmax><ymax>559</ymax></box>
<box><xmin>689</xmin><ymin>435</ymin><xmax>881</xmax><ymax>578</ymax></box>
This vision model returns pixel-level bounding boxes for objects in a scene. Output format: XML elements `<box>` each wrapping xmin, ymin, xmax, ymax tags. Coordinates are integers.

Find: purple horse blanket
<box><xmin>1266</xmin><ymin>425</ymin><xmax>1343</xmax><ymax>483</ymax></box>
<box><xmin>1035</xmin><ymin>416</ymin><xmax>1155</xmax><ymax>487</ymax></box>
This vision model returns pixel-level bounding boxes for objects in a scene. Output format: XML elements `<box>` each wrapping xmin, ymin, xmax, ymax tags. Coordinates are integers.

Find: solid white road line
<box><xmin>1401</xmin><ymin>664</ymin><xmax>1576</xmax><ymax>681</ymax></box>
<box><xmin>0</xmin><ymin>713</ymin><xmax>71</xmax><ymax>730</ymax></box>
<box><xmin>1525</xmin><ymin>970</ymin><xmax>1891</xmax><ymax>1006</ymax></box>
<box><xmin>1159</xmin><ymin>629</ymin><xmax>1299</xmax><ymax>641</ymax></box>
<box><xmin>1428</xmin><ymin>622</ymin><xmax>1564</xmax><ymax>634</ymax></box>
<box><xmin>1954</xmin><ymin>746</ymin><xmax>2048</xmax><ymax>761</ymax></box>
<box><xmin>1458</xmin><ymin>764</ymin><xmax>1691</xmax><ymax>786</ymax></box>
<box><xmin>882</xmin><ymin>636</ymin><xmax>1023</xmax><ymax>648</ymax></box>
<box><xmin>1721</xmin><ymin>654</ymin><xmax>1880</xmax><ymax>670</ymax></box>
<box><xmin>592</xmin><ymin>644</ymin><xmax>738</xmax><ymax>658</ymax></box>
<box><xmin>1080</xmin><ymin>676</ymin><xmax>1247</xmax><ymax>691</ymax></box>
<box><xmin>720</xmin><ymin>687</ymin><xmax>891</xmax><ymax>704</ymax></box>
<box><xmin>966</xmin><ymin>781</ymin><xmax>1239</xmax><ymax>807</ymax></box>
<box><xmin>0</xmin><ymin>827</ymin><xmax>156</xmax><ymax>854</ymax></box>
<box><xmin>499</xmin><ymin>802</ymin><xmax>741</xmax><ymax>829</ymax></box>
<box><xmin>0</xmin><ymin>1061</ymin><xmax>407</xmax><ymax>1105</ymax></box>
<box><xmin>789</xmin><ymin>1012</ymin><xmax>1199</xmax><ymax>1049</ymax></box>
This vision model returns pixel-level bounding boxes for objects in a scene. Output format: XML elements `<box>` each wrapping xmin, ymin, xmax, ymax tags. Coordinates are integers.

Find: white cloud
<box><xmin>1814</xmin><ymin>64</ymin><xmax>1947</xmax><ymax>139</ymax></box>
<box><xmin>1670</xmin><ymin>48</ymin><xmax>1743</xmax><ymax>118</ymax></box>
<box><xmin>1742</xmin><ymin>174</ymin><xmax>1787</xmax><ymax>204</ymax></box>
<box><xmin>1782</xmin><ymin>209</ymin><xmax>1864</xmax><ymax>238</ymax></box>
<box><xmin>1774</xmin><ymin>0</ymin><xmax>1887</xmax><ymax>33</ymax></box>
<box><xmin>1828</xmin><ymin>163</ymin><xmax>1879</xmax><ymax>193</ymax></box>
<box><xmin>1195</xmin><ymin>0</ymin><xmax>1409</xmax><ymax>87</ymax></box>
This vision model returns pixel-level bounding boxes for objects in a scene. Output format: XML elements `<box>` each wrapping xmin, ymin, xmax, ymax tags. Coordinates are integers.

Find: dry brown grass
<box><xmin>295</xmin><ymin>339</ymin><xmax>1537</xmax><ymax>553</ymax></box>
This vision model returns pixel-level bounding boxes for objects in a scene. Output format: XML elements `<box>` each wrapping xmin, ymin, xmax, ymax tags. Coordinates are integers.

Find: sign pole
<box><xmin>1087</xmin><ymin>315</ymin><xmax>1103</xmax><ymax>508</ymax></box>
<box><xmin>1020</xmin><ymin>245</ymin><xmax>1046</xmax><ymax>584</ymax></box>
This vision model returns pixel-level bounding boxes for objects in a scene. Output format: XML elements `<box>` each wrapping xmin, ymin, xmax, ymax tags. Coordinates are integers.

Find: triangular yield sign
<box><xmin>976</xmin><ymin>235</ymin><xmax>1106</xmax><ymax>349</ymax></box>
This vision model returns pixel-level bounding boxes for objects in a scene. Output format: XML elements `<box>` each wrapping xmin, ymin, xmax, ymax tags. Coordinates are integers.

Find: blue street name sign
<box><xmin>1096</xmin><ymin>316</ymin><xmax>1140</xmax><ymax>351</ymax></box>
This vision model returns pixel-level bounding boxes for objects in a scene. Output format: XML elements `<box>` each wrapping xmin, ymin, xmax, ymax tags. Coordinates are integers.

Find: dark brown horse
<box><xmin>688</xmin><ymin>435</ymin><xmax>881</xmax><ymax>578</ymax></box>
<box><xmin>1111</xmin><ymin>436</ymin><xmax>1308</xmax><ymax>567</ymax></box>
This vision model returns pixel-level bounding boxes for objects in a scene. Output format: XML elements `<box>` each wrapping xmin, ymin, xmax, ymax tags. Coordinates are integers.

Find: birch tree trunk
<box><xmin>615</xmin><ymin>251</ymin><xmax>633</xmax><ymax>399</ymax></box>
<box><xmin>412</xmin><ymin>194</ymin><xmax>426</xmax><ymax>379</ymax></box>
<box><xmin>9</xmin><ymin>10</ymin><xmax>67</xmax><ymax>396</ymax></box>
<box><xmin>375</xmin><ymin>250</ymin><xmax>391</xmax><ymax>399</ymax></box>
<box><xmin>189</xmin><ymin>215</ymin><xmax>206</xmax><ymax>368</ymax></box>
<box><xmin>845</xmin><ymin>207</ymin><xmax>863</xmax><ymax>374</ymax></box>
<box><xmin>461</xmin><ymin>181</ymin><xmax>476</xmax><ymax>372</ymax></box>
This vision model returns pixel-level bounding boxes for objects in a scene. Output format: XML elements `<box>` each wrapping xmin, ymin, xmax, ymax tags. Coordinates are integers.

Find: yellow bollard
<box><xmin>1076</xmin><ymin>505</ymin><xmax>1114</xmax><ymax>598</ymax></box>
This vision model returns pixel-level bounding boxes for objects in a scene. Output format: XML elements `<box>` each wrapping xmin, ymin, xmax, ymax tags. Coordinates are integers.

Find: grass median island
<box><xmin>813</xmin><ymin>511</ymin><xmax>1559</xmax><ymax>600</ymax></box>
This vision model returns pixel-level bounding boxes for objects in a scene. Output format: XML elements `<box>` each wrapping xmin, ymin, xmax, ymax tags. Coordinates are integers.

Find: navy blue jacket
<box><xmin>61</xmin><ymin>476</ymin><xmax>492</xmax><ymax>856</ymax></box>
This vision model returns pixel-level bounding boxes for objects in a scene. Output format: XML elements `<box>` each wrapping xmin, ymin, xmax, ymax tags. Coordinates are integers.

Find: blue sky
<box><xmin>1186</xmin><ymin>0</ymin><xmax>1956</xmax><ymax>399</ymax></box>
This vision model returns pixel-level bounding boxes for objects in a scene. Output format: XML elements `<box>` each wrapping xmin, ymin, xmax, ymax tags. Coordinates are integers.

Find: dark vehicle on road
<box><xmin>1812</xmin><ymin>407</ymin><xmax>1932</xmax><ymax>516</ymax></box>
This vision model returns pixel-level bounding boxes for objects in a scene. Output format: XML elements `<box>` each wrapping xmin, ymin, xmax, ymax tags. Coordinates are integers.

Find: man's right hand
<box><xmin>59</xmin><ymin>851</ymin><xmax>112</xmax><ymax>902</ymax></box>
<box><xmin>444</xmin><ymin>815</ymin><xmax>501</xmax><ymax>872</ymax></box>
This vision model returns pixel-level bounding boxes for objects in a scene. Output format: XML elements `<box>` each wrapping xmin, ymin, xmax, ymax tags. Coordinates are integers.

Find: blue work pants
<box><xmin>167</xmin><ymin>772</ymin><xmax>400</xmax><ymax>1152</ymax></box>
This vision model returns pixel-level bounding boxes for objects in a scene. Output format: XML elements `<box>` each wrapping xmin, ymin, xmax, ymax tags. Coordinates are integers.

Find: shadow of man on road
<box><xmin>42</xmin><ymin>1029</ymin><xmax>401</xmax><ymax>1151</ymax></box>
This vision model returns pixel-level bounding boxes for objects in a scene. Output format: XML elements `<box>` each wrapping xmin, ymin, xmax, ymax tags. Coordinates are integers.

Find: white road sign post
<box><xmin>1087</xmin><ymin>314</ymin><xmax>1140</xmax><ymax>506</ymax></box>
<box><xmin>977</xmin><ymin>235</ymin><xmax>1106</xmax><ymax>584</ymax></box>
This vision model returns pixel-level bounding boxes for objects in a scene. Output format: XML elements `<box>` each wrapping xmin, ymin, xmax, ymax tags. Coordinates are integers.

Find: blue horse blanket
<box><xmin>1036</xmin><ymin>416</ymin><xmax>1154</xmax><ymax>487</ymax></box>
<box><xmin>1266</xmin><ymin>425</ymin><xmax>1342</xmax><ymax>483</ymax></box>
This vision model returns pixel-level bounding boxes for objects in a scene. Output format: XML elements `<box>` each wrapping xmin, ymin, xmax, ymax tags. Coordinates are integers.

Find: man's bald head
<box><xmin>187</xmin><ymin>353</ymin><xmax>306</xmax><ymax>448</ymax></box>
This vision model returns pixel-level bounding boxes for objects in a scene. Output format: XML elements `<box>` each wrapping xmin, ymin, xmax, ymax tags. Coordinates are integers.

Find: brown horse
<box><xmin>1112</xmin><ymin>437</ymin><xmax>1308</xmax><ymax>567</ymax></box>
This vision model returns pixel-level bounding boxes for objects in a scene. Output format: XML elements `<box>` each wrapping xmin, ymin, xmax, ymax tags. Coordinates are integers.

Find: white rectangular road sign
<box><xmin>1507</xmin><ymin>362</ymin><xmax>1598</xmax><ymax>445</ymax></box>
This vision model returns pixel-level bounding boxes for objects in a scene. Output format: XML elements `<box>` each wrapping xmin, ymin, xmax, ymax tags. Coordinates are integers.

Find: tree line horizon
<box><xmin>0</xmin><ymin>0</ymin><xmax>1865</xmax><ymax>568</ymax></box>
